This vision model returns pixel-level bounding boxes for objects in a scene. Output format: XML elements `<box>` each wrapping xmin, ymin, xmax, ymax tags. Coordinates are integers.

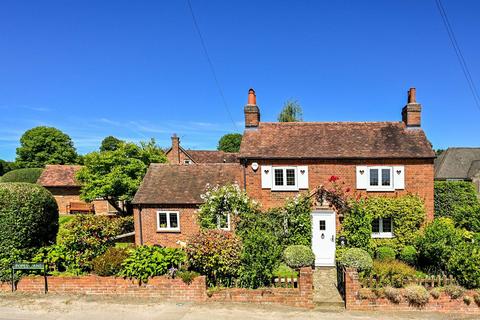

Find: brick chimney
<box><xmin>402</xmin><ymin>88</ymin><xmax>422</xmax><ymax>128</ymax></box>
<box><xmin>244</xmin><ymin>88</ymin><xmax>260</xmax><ymax>128</ymax></box>
<box><xmin>170</xmin><ymin>134</ymin><xmax>180</xmax><ymax>164</ymax></box>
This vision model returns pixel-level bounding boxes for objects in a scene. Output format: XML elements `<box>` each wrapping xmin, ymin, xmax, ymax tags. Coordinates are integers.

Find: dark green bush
<box><xmin>376</xmin><ymin>246</ymin><xmax>396</xmax><ymax>261</ymax></box>
<box><xmin>434</xmin><ymin>181</ymin><xmax>480</xmax><ymax>232</ymax></box>
<box><xmin>399</xmin><ymin>246</ymin><xmax>417</xmax><ymax>265</ymax></box>
<box><xmin>337</xmin><ymin>248</ymin><xmax>373</xmax><ymax>272</ymax></box>
<box><xmin>446</xmin><ymin>242</ymin><xmax>480</xmax><ymax>289</ymax></box>
<box><xmin>283</xmin><ymin>245</ymin><xmax>315</xmax><ymax>268</ymax></box>
<box><xmin>119</xmin><ymin>246</ymin><xmax>185</xmax><ymax>284</ymax></box>
<box><xmin>92</xmin><ymin>247</ymin><xmax>129</xmax><ymax>276</ymax></box>
<box><xmin>0</xmin><ymin>168</ymin><xmax>43</xmax><ymax>183</ymax></box>
<box><xmin>186</xmin><ymin>230</ymin><xmax>241</xmax><ymax>287</ymax></box>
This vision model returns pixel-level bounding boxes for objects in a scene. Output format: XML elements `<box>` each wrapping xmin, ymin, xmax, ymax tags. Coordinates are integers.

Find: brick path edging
<box><xmin>345</xmin><ymin>268</ymin><xmax>480</xmax><ymax>314</ymax></box>
<box><xmin>0</xmin><ymin>267</ymin><xmax>314</xmax><ymax>308</ymax></box>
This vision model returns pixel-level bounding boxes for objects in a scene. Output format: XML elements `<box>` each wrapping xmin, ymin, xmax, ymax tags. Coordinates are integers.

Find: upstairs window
<box><xmin>217</xmin><ymin>213</ymin><xmax>231</xmax><ymax>231</ymax></box>
<box><xmin>368</xmin><ymin>167</ymin><xmax>394</xmax><ymax>191</ymax></box>
<box><xmin>272</xmin><ymin>167</ymin><xmax>298</xmax><ymax>191</ymax></box>
<box><xmin>371</xmin><ymin>217</ymin><xmax>393</xmax><ymax>238</ymax></box>
<box><xmin>157</xmin><ymin>211</ymin><xmax>180</xmax><ymax>232</ymax></box>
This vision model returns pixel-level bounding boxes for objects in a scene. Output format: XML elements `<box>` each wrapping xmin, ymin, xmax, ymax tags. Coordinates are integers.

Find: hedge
<box><xmin>0</xmin><ymin>168</ymin><xmax>43</xmax><ymax>183</ymax></box>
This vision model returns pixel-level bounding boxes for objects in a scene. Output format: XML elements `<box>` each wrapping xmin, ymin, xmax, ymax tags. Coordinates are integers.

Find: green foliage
<box><xmin>369</xmin><ymin>260</ymin><xmax>416</xmax><ymax>288</ymax></box>
<box><xmin>341</xmin><ymin>203</ymin><xmax>372</xmax><ymax>251</ymax></box>
<box><xmin>186</xmin><ymin>230</ymin><xmax>241</xmax><ymax>287</ymax></box>
<box><xmin>119</xmin><ymin>246</ymin><xmax>185</xmax><ymax>284</ymax></box>
<box><xmin>399</xmin><ymin>246</ymin><xmax>417</xmax><ymax>265</ymax></box>
<box><xmin>0</xmin><ymin>160</ymin><xmax>17</xmax><ymax>176</ymax></box>
<box><xmin>92</xmin><ymin>247</ymin><xmax>129</xmax><ymax>276</ymax></box>
<box><xmin>77</xmin><ymin>140</ymin><xmax>166</xmax><ymax>214</ymax></box>
<box><xmin>434</xmin><ymin>181</ymin><xmax>480</xmax><ymax>232</ymax></box>
<box><xmin>446</xmin><ymin>242</ymin><xmax>480</xmax><ymax>289</ymax></box>
<box><xmin>0</xmin><ymin>168</ymin><xmax>43</xmax><ymax>183</ymax></box>
<box><xmin>283</xmin><ymin>245</ymin><xmax>315</xmax><ymax>268</ymax></box>
<box><xmin>277</xmin><ymin>99</ymin><xmax>303</xmax><ymax>122</ymax></box>
<box><xmin>217</xmin><ymin>133</ymin><xmax>242</xmax><ymax>153</ymax></box>
<box><xmin>384</xmin><ymin>286</ymin><xmax>402</xmax><ymax>303</ymax></box>
<box><xmin>376</xmin><ymin>246</ymin><xmax>396</xmax><ymax>261</ymax></box>
<box><xmin>273</xmin><ymin>263</ymin><xmax>298</xmax><ymax>278</ymax></box>
<box><xmin>16</xmin><ymin>126</ymin><xmax>78</xmax><ymax>168</ymax></box>
<box><xmin>404</xmin><ymin>285</ymin><xmax>429</xmax><ymax>306</ymax></box>
<box><xmin>337</xmin><ymin>248</ymin><xmax>373</xmax><ymax>272</ymax></box>
<box><xmin>100</xmin><ymin>136</ymin><xmax>124</xmax><ymax>152</ymax></box>
<box><xmin>444</xmin><ymin>284</ymin><xmax>466</xmax><ymax>299</ymax></box>
<box><xmin>430</xmin><ymin>287</ymin><xmax>441</xmax><ymax>299</ymax></box>
<box><xmin>177</xmin><ymin>270</ymin><xmax>199</xmax><ymax>285</ymax></box>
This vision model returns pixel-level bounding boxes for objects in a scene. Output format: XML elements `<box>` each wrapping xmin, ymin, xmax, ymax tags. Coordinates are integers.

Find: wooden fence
<box><xmin>362</xmin><ymin>274</ymin><xmax>456</xmax><ymax>288</ymax></box>
<box><xmin>273</xmin><ymin>276</ymin><xmax>298</xmax><ymax>288</ymax></box>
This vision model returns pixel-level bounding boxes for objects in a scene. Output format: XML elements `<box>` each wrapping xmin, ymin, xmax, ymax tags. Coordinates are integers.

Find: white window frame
<box><xmin>184</xmin><ymin>159</ymin><xmax>192</xmax><ymax>164</ymax></box>
<box><xmin>156</xmin><ymin>211</ymin><xmax>180</xmax><ymax>232</ymax></box>
<box><xmin>217</xmin><ymin>213</ymin><xmax>231</xmax><ymax>231</ymax></box>
<box><xmin>367</xmin><ymin>166</ymin><xmax>394</xmax><ymax>191</ymax></box>
<box><xmin>371</xmin><ymin>218</ymin><xmax>393</xmax><ymax>238</ymax></box>
<box><xmin>271</xmin><ymin>167</ymin><xmax>298</xmax><ymax>191</ymax></box>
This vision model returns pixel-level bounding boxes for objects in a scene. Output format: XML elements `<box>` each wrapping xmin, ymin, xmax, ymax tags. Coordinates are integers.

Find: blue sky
<box><xmin>1</xmin><ymin>0</ymin><xmax>479</xmax><ymax>161</ymax></box>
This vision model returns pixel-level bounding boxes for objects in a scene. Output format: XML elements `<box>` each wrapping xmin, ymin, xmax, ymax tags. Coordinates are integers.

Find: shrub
<box><xmin>372</xmin><ymin>288</ymin><xmax>385</xmax><ymax>298</ymax></box>
<box><xmin>446</xmin><ymin>242</ymin><xmax>480</xmax><ymax>289</ymax></box>
<box><xmin>430</xmin><ymin>288</ymin><xmax>441</xmax><ymax>299</ymax></box>
<box><xmin>358</xmin><ymin>288</ymin><xmax>374</xmax><ymax>300</ymax></box>
<box><xmin>370</xmin><ymin>260</ymin><xmax>416</xmax><ymax>288</ymax></box>
<box><xmin>435</xmin><ymin>181</ymin><xmax>480</xmax><ymax>232</ymax></box>
<box><xmin>337</xmin><ymin>248</ymin><xmax>373</xmax><ymax>272</ymax></box>
<box><xmin>463</xmin><ymin>296</ymin><xmax>472</xmax><ymax>305</ymax></box>
<box><xmin>376</xmin><ymin>246</ymin><xmax>396</xmax><ymax>261</ymax></box>
<box><xmin>399</xmin><ymin>246</ymin><xmax>417</xmax><ymax>265</ymax></box>
<box><xmin>92</xmin><ymin>247</ymin><xmax>129</xmax><ymax>276</ymax></box>
<box><xmin>177</xmin><ymin>271</ymin><xmax>199</xmax><ymax>285</ymax></box>
<box><xmin>283</xmin><ymin>245</ymin><xmax>315</xmax><ymax>269</ymax></box>
<box><xmin>273</xmin><ymin>263</ymin><xmax>298</xmax><ymax>278</ymax></box>
<box><xmin>119</xmin><ymin>246</ymin><xmax>185</xmax><ymax>284</ymax></box>
<box><xmin>444</xmin><ymin>285</ymin><xmax>465</xmax><ymax>299</ymax></box>
<box><xmin>404</xmin><ymin>285</ymin><xmax>429</xmax><ymax>306</ymax></box>
<box><xmin>0</xmin><ymin>168</ymin><xmax>43</xmax><ymax>183</ymax></box>
<box><xmin>384</xmin><ymin>286</ymin><xmax>402</xmax><ymax>303</ymax></box>
<box><xmin>186</xmin><ymin>230</ymin><xmax>241</xmax><ymax>287</ymax></box>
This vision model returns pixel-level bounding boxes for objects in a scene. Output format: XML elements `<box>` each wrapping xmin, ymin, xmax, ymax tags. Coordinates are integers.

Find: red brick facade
<box><xmin>46</xmin><ymin>186</ymin><xmax>115</xmax><ymax>215</ymax></box>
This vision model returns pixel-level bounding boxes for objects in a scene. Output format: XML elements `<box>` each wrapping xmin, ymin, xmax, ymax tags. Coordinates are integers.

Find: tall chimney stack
<box><xmin>244</xmin><ymin>88</ymin><xmax>260</xmax><ymax>128</ymax></box>
<box><xmin>402</xmin><ymin>88</ymin><xmax>422</xmax><ymax>128</ymax></box>
<box><xmin>170</xmin><ymin>134</ymin><xmax>180</xmax><ymax>164</ymax></box>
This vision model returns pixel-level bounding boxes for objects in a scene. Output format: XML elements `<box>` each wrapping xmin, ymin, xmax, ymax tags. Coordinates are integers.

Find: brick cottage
<box><xmin>133</xmin><ymin>88</ymin><xmax>435</xmax><ymax>266</ymax></box>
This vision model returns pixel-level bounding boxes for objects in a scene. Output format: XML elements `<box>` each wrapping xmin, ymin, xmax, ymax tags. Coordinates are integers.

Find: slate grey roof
<box><xmin>435</xmin><ymin>148</ymin><xmax>480</xmax><ymax>180</ymax></box>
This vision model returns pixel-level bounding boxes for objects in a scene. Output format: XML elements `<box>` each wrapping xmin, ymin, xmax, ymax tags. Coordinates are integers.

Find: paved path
<box><xmin>0</xmin><ymin>293</ymin><xmax>477</xmax><ymax>320</ymax></box>
<box><xmin>312</xmin><ymin>267</ymin><xmax>344</xmax><ymax>309</ymax></box>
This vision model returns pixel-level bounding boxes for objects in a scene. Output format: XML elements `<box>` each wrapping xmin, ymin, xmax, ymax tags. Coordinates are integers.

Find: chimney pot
<box><xmin>244</xmin><ymin>88</ymin><xmax>260</xmax><ymax>128</ymax></box>
<box><xmin>408</xmin><ymin>87</ymin><xmax>416</xmax><ymax>104</ymax></box>
<box><xmin>248</xmin><ymin>88</ymin><xmax>256</xmax><ymax>105</ymax></box>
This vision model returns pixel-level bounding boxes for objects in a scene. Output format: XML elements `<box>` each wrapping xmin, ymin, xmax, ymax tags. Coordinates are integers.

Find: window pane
<box><xmin>370</xmin><ymin>169</ymin><xmax>379</xmax><ymax>186</ymax></box>
<box><xmin>381</xmin><ymin>169</ymin><xmax>391</xmax><ymax>186</ymax></box>
<box><xmin>319</xmin><ymin>220</ymin><xmax>326</xmax><ymax>231</ymax></box>
<box><xmin>169</xmin><ymin>213</ymin><xmax>178</xmax><ymax>228</ymax></box>
<box><xmin>382</xmin><ymin>218</ymin><xmax>392</xmax><ymax>233</ymax></box>
<box><xmin>274</xmin><ymin>169</ymin><xmax>284</xmax><ymax>186</ymax></box>
<box><xmin>158</xmin><ymin>213</ymin><xmax>167</xmax><ymax>228</ymax></box>
<box><xmin>286</xmin><ymin>169</ymin><xmax>296</xmax><ymax>186</ymax></box>
<box><xmin>372</xmin><ymin>219</ymin><xmax>380</xmax><ymax>233</ymax></box>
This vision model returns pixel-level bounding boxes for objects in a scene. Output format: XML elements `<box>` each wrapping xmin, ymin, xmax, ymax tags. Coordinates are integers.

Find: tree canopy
<box><xmin>0</xmin><ymin>160</ymin><xmax>16</xmax><ymax>176</ymax></box>
<box><xmin>277</xmin><ymin>100</ymin><xmax>303</xmax><ymax>122</ymax></box>
<box><xmin>100</xmin><ymin>136</ymin><xmax>124</xmax><ymax>152</ymax></box>
<box><xmin>76</xmin><ymin>139</ymin><xmax>166</xmax><ymax>215</ymax></box>
<box><xmin>217</xmin><ymin>133</ymin><xmax>242</xmax><ymax>153</ymax></box>
<box><xmin>16</xmin><ymin>126</ymin><xmax>78</xmax><ymax>168</ymax></box>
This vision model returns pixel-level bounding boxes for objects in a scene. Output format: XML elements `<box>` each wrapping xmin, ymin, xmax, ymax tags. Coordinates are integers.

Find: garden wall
<box><xmin>345</xmin><ymin>268</ymin><xmax>480</xmax><ymax>314</ymax></box>
<box><xmin>0</xmin><ymin>267</ymin><xmax>314</xmax><ymax>308</ymax></box>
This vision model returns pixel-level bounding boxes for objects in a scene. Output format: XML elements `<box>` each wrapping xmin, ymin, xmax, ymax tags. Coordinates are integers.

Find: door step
<box><xmin>314</xmin><ymin>301</ymin><xmax>345</xmax><ymax>312</ymax></box>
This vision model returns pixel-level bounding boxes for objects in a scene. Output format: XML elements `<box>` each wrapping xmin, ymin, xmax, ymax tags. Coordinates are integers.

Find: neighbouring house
<box><xmin>435</xmin><ymin>147</ymin><xmax>480</xmax><ymax>196</ymax></box>
<box><xmin>133</xmin><ymin>88</ymin><xmax>435</xmax><ymax>266</ymax></box>
<box><xmin>165</xmin><ymin>134</ymin><xmax>238</xmax><ymax>164</ymax></box>
<box><xmin>37</xmin><ymin>165</ymin><xmax>117</xmax><ymax>215</ymax></box>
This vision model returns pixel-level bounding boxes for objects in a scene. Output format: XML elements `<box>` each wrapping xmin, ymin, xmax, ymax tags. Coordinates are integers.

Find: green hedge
<box><xmin>0</xmin><ymin>168</ymin><xmax>43</xmax><ymax>183</ymax></box>
<box><xmin>434</xmin><ymin>181</ymin><xmax>480</xmax><ymax>232</ymax></box>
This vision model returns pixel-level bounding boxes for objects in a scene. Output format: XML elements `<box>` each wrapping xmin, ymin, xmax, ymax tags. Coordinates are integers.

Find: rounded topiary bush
<box><xmin>376</xmin><ymin>246</ymin><xmax>396</xmax><ymax>261</ymax></box>
<box><xmin>283</xmin><ymin>245</ymin><xmax>315</xmax><ymax>268</ymax></box>
<box><xmin>399</xmin><ymin>245</ymin><xmax>417</xmax><ymax>265</ymax></box>
<box><xmin>338</xmin><ymin>248</ymin><xmax>373</xmax><ymax>272</ymax></box>
<box><xmin>0</xmin><ymin>168</ymin><xmax>43</xmax><ymax>183</ymax></box>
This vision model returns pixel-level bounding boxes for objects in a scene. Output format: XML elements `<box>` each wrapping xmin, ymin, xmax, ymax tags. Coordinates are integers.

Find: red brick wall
<box><xmin>166</xmin><ymin>148</ymin><xmax>192</xmax><ymax>165</ymax></box>
<box><xmin>46</xmin><ymin>187</ymin><xmax>115</xmax><ymax>215</ymax></box>
<box><xmin>0</xmin><ymin>275</ymin><xmax>207</xmax><ymax>301</ymax></box>
<box><xmin>243</xmin><ymin>159</ymin><xmax>434</xmax><ymax>221</ymax></box>
<box><xmin>134</xmin><ymin>205</ymin><xmax>200</xmax><ymax>247</ymax></box>
<box><xmin>344</xmin><ymin>268</ymin><xmax>480</xmax><ymax>314</ymax></box>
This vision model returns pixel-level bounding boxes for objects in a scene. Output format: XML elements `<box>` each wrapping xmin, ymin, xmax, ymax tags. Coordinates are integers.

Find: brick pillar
<box><xmin>299</xmin><ymin>267</ymin><xmax>314</xmax><ymax>308</ymax></box>
<box><xmin>344</xmin><ymin>268</ymin><xmax>360</xmax><ymax>309</ymax></box>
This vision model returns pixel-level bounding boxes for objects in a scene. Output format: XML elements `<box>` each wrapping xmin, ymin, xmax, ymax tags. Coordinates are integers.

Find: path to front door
<box><xmin>311</xmin><ymin>211</ymin><xmax>336</xmax><ymax>266</ymax></box>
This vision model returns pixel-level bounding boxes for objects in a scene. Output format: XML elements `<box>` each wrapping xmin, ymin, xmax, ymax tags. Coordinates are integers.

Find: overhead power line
<box><xmin>435</xmin><ymin>0</ymin><xmax>480</xmax><ymax>112</ymax></box>
<box><xmin>186</xmin><ymin>0</ymin><xmax>238</xmax><ymax>130</ymax></box>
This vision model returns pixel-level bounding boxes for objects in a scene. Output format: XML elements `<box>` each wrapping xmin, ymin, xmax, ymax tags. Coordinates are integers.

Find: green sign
<box><xmin>12</xmin><ymin>262</ymin><xmax>44</xmax><ymax>270</ymax></box>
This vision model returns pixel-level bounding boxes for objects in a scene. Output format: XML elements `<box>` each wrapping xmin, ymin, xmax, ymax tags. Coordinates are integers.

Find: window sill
<box><xmin>366</xmin><ymin>187</ymin><xmax>395</xmax><ymax>192</ymax></box>
<box><xmin>371</xmin><ymin>233</ymin><xmax>394</xmax><ymax>239</ymax></box>
<box><xmin>271</xmin><ymin>187</ymin><xmax>299</xmax><ymax>192</ymax></box>
<box><xmin>157</xmin><ymin>229</ymin><xmax>181</xmax><ymax>233</ymax></box>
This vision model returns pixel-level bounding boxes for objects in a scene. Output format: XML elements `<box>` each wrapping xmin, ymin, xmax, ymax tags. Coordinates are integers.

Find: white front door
<box><xmin>311</xmin><ymin>211</ymin><xmax>336</xmax><ymax>266</ymax></box>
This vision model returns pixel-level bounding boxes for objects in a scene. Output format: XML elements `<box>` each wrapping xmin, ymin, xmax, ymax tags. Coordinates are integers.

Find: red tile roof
<box><xmin>239</xmin><ymin>122</ymin><xmax>435</xmax><ymax>159</ymax></box>
<box><xmin>132</xmin><ymin>163</ymin><xmax>242</xmax><ymax>205</ymax></box>
<box><xmin>37</xmin><ymin>165</ymin><xmax>82</xmax><ymax>187</ymax></box>
<box><xmin>186</xmin><ymin>150</ymin><xmax>238</xmax><ymax>163</ymax></box>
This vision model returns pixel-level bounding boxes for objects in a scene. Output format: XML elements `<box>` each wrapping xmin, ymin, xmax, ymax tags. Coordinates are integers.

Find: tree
<box><xmin>0</xmin><ymin>160</ymin><xmax>16</xmax><ymax>176</ymax></box>
<box><xmin>76</xmin><ymin>140</ymin><xmax>166</xmax><ymax>215</ymax></box>
<box><xmin>217</xmin><ymin>133</ymin><xmax>242</xmax><ymax>153</ymax></box>
<box><xmin>16</xmin><ymin>126</ymin><xmax>78</xmax><ymax>168</ymax></box>
<box><xmin>435</xmin><ymin>149</ymin><xmax>445</xmax><ymax>156</ymax></box>
<box><xmin>100</xmin><ymin>136</ymin><xmax>124</xmax><ymax>152</ymax></box>
<box><xmin>278</xmin><ymin>100</ymin><xmax>303</xmax><ymax>122</ymax></box>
